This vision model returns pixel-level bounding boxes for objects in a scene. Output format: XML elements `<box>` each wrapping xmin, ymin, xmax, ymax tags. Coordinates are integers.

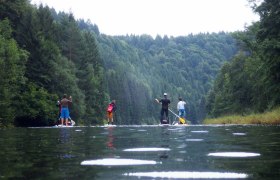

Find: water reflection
<box><xmin>106</xmin><ymin>127</ymin><xmax>115</xmax><ymax>150</ymax></box>
<box><xmin>186</xmin><ymin>139</ymin><xmax>204</xmax><ymax>141</ymax></box>
<box><xmin>1</xmin><ymin>125</ymin><xmax>279</xmax><ymax>179</ymax></box>
<box><xmin>208</xmin><ymin>152</ymin><xmax>261</xmax><ymax>157</ymax></box>
<box><xmin>191</xmin><ymin>130</ymin><xmax>209</xmax><ymax>133</ymax></box>
<box><xmin>58</xmin><ymin>128</ymin><xmax>71</xmax><ymax>144</ymax></box>
<box><xmin>123</xmin><ymin>147</ymin><xmax>171</xmax><ymax>152</ymax></box>
<box><xmin>124</xmin><ymin>171</ymin><xmax>248</xmax><ymax>179</ymax></box>
<box><xmin>81</xmin><ymin>158</ymin><xmax>158</xmax><ymax>166</ymax></box>
<box><xmin>159</xmin><ymin>127</ymin><xmax>170</xmax><ymax>159</ymax></box>
<box><xmin>233</xmin><ymin>133</ymin><xmax>247</xmax><ymax>136</ymax></box>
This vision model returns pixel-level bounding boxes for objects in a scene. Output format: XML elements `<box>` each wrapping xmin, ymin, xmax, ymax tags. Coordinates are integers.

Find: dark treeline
<box><xmin>206</xmin><ymin>0</ymin><xmax>280</xmax><ymax>118</ymax></box>
<box><xmin>0</xmin><ymin>0</ymin><xmax>106</xmax><ymax>126</ymax></box>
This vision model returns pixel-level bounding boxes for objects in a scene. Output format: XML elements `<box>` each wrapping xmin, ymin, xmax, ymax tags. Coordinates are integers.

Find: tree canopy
<box><xmin>206</xmin><ymin>0</ymin><xmax>280</xmax><ymax>118</ymax></box>
<box><xmin>0</xmin><ymin>1</ymin><xmax>106</xmax><ymax>126</ymax></box>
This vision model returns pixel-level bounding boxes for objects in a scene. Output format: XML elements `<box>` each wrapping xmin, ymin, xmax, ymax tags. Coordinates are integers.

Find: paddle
<box><xmin>168</xmin><ymin>108</ymin><xmax>186</xmax><ymax>124</ymax></box>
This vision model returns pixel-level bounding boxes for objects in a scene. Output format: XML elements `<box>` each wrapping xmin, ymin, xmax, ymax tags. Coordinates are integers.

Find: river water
<box><xmin>0</xmin><ymin>125</ymin><xmax>279</xmax><ymax>179</ymax></box>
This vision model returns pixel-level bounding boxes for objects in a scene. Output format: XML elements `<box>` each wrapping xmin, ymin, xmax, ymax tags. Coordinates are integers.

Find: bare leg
<box><xmin>61</xmin><ymin>118</ymin><xmax>64</xmax><ymax>125</ymax></box>
<box><xmin>65</xmin><ymin>118</ymin><xmax>68</xmax><ymax>126</ymax></box>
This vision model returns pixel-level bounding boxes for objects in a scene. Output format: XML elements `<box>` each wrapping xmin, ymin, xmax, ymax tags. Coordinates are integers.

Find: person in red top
<box><xmin>107</xmin><ymin>100</ymin><xmax>116</xmax><ymax>125</ymax></box>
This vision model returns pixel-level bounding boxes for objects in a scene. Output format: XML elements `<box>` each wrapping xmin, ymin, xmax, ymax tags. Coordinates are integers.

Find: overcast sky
<box><xmin>31</xmin><ymin>0</ymin><xmax>259</xmax><ymax>37</ymax></box>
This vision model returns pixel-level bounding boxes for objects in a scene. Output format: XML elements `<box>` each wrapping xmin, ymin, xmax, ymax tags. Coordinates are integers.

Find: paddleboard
<box><xmin>104</xmin><ymin>124</ymin><xmax>117</xmax><ymax>127</ymax></box>
<box><xmin>53</xmin><ymin>125</ymin><xmax>74</xmax><ymax>128</ymax></box>
<box><xmin>53</xmin><ymin>120</ymin><xmax>75</xmax><ymax>127</ymax></box>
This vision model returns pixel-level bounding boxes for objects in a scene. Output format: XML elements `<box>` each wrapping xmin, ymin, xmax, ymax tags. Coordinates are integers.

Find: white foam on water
<box><xmin>124</xmin><ymin>171</ymin><xmax>248</xmax><ymax>179</ymax></box>
<box><xmin>208</xmin><ymin>152</ymin><xmax>261</xmax><ymax>157</ymax></box>
<box><xmin>75</xmin><ymin>129</ymin><xmax>82</xmax><ymax>132</ymax></box>
<box><xmin>81</xmin><ymin>158</ymin><xmax>157</xmax><ymax>166</ymax></box>
<box><xmin>123</xmin><ymin>147</ymin><xmax>171</xmax><ymax>152</ymax></box>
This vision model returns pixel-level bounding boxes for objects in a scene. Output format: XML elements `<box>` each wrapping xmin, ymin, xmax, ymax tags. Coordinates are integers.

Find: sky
<box><xmin>31</xmin><ymin>0</ymin><xmax>259</xmax><ymax>37</ymax></box>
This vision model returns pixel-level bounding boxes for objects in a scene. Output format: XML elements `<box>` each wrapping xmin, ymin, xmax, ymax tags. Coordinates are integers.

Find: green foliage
<box><xmin>206</xmin><ymin>0</ymin><xmax>280</xmax><ymax>119</ymax></box>
<box><xmin>0</xmin><ymin>2</ymin><xmax>106</xmax><ymax>126</ymax></box>
<box><xmin>14</xmin><ymin>82</ymin><xmax>58</xmax><ymax>127</ymax></box>
<box><xmin>0</xmin><ymin>19</ymin><xmax>28</xmax><ymax>126</ymax></box>
<box><xmin>95</xmin><ymin>32</ymin><xmax>237</xmax><ymax>124</ymax></box>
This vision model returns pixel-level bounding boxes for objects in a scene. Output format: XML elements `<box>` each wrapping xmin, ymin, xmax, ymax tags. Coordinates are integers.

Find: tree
<box><xmin>0</xmin><ymin>19</ymin><xmax>28</xmax><ymax>126</ymax></box>
<box><xmin>255</xmin><ymin>0</ymin><xmax>280</xmax><ymax>107</ymax></box>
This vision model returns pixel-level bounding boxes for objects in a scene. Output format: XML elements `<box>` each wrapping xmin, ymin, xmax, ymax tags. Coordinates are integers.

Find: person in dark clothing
<box><xmin>155</xmin><ymin>93</ymin><xmax>171</xmax><ymax>124</ymax></box>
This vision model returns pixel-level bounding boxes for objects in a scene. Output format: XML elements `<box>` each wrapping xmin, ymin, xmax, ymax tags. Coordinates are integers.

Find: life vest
<box><xmin>107</xmin><ymin>103</ymin><xmax>113</xmax><ymax>112</ymax></box>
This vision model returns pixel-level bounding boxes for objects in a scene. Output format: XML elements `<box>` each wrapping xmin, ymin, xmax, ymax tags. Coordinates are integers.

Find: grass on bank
<box><xmin>203</xmin><ymin>107</ymin><xmax>280</xmax><ymax>125</ymax></box>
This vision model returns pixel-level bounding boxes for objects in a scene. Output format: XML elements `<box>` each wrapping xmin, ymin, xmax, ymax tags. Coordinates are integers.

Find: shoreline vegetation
<box><xmin>203</xmin><ymin>107</ymin><xmax>280</xmax><ymax>125</ymax></box>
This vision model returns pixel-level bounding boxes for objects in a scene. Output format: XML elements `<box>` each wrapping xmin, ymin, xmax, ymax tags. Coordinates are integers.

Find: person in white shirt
<box><xmin>177</xmin><ymin>97</ymin><xmax>186</xmax><ymax>123</ymax></box>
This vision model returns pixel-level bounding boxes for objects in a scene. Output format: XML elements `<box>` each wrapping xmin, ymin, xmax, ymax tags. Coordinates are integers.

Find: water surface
<box><xmin>0</xmin><ymin>125</ymin><xmax>279</xmax><ymax>179</ymax></box>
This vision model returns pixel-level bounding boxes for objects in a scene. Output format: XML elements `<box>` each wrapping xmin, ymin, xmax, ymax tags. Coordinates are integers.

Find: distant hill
<box><xmin>92</xmin><ymin>30</ymin><xmax>238</xmax><ymax>124</ymax></box>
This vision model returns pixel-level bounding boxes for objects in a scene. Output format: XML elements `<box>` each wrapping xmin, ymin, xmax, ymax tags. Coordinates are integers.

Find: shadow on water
<box><xmin>0</xmin><ymin>125</ymin><xmax>280</xmax><ymax>179</ymax></box>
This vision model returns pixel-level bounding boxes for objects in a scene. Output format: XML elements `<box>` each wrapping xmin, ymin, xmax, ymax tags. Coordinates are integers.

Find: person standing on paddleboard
<box><xmin>60</xmin><ymin>94</ymin><xmax>72</xmax><ymax>126</ymax></box>
<box><xmin>177</xmin><ymin>97</ymin><xmax>186</xmax><ymax>124</ymax></box>
<box><xmin>155</xmin><ymin>93</ymin><xmax>171</xmax><ymax>124</ymax></box>
<box><xmin>107</xmin><ymin>100</ymin><xmax>117</xmax><ymax>125</ymax></box>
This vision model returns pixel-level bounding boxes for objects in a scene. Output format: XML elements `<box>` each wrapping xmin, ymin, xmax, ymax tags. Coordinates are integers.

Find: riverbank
<box><xmin>203</xmin><ymin>107</ymin><xmax>280</xmax><ymax>125</ymax></box>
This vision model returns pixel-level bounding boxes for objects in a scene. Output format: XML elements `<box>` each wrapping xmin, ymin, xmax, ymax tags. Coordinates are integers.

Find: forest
<box><xmin>0</xmin><ymin>0</ymin><xmax>279</xmax><ymax>127</ymax></box>
<box><xmin>206</xmin><ymin>0</ymin><xmax>280</xmax><ymax>118</ymax></box>
<box><xmin>95</xmin><ymin>32</ymin><xmax>237</xmax><ymax>124</ymax></box>
<box><xmin>0</xmin><ymin>0</ymin><xmax>106</xmax><ymax>126</ymax></box>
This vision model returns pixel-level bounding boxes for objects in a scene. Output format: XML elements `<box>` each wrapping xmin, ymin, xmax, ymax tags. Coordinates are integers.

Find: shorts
<box><xmin>178</xmin><ymin>109</ymin><xmax>185</xmax><ymax>118</ymax></box>
<box><xmin>107</xmin><ymin>112</ymin><xmax>113</xmax><ymax>119</ymax></box>
<box><xmin>60</xmin><ymin>107</ymin><xmax>70</xmax><ymax>119</ymax></box>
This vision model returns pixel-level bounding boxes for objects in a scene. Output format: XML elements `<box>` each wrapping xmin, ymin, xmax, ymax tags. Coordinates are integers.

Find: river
<box><xmin>0</xmin><ymin>125</ymin><xmax>279</xmax><ymax>179</ymax></box>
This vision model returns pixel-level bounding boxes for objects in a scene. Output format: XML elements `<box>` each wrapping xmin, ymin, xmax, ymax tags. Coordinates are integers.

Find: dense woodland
<box><xmin>95</xmin><ymin>33</ymin><xmax>237</xmax><ymax>124</ymax></box>
<box><xmin>0</xmin><ymin>0</ymin><xmax>106</xmax><ymax>126</ymax></box>
<box><xmin>206</xmin><ymin>0</ymin><xmax>280</xmax><ymax>118</ymax></box>
<box><xmin>0</xmin><ymin>0</ymin><xmax>279</xmax><ymax>126</ymax></box>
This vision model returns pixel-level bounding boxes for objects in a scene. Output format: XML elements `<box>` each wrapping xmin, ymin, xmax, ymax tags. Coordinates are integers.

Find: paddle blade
<box><xmin>179</xmin><ymin>117</ymin><xmax>186</xmax><ymax>124</ymax></box>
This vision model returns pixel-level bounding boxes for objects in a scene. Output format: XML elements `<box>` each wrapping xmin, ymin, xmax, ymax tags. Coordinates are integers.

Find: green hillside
<box><xmin>94</xmin><ymin>33</ymin><xmax>237</xmax><ymax>124</ymax></box>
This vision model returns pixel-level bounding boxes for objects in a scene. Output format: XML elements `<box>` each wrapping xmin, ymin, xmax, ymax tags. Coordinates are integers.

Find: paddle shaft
<box><xmin>168</xmin><ymin>108</ymin><xmax>180</xmax><ymax>118</ymax></box>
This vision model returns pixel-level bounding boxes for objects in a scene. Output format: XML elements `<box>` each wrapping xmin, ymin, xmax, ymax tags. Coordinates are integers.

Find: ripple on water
<box><xmin>137</xmin><ymin>129</ymin><xmax>147</xmax><ymax>132</ymax></box>
<box><xmin>124</xmin><ymin>171</ymin><xmax>248</xmax><ymax>179</ymax></box>
<box><xmin>208</xmin><ymin>152</ymin><xmax>261</xmax><ymax>157</ymax></box>
<box><xmin>80</xmin><ymin>158</ymin><xmax>158</xmax><ymax>166</ymax></box>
